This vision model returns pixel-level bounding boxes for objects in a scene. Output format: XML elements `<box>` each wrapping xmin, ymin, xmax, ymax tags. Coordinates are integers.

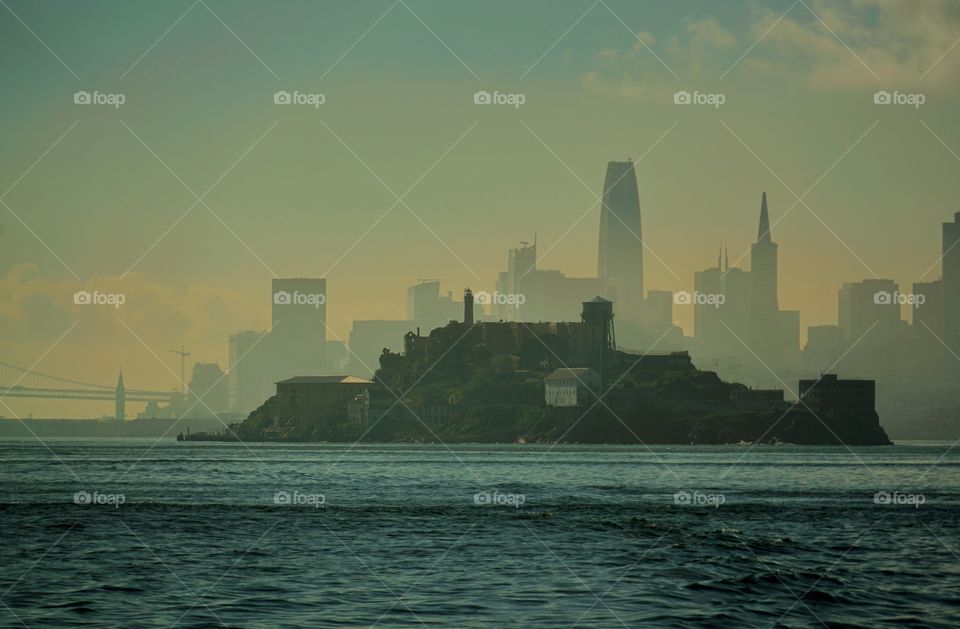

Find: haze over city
<box><xmin>3</xmin><ymin>0</ymin><xmax>960</xmax><ymax>418</ymax></box>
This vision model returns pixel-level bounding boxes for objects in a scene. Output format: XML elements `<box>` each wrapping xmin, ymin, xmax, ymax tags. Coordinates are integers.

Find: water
<box><xmin>1</xmin><ymin>439</ymin><xmax>959</xmax><ymax>627</ymax></box>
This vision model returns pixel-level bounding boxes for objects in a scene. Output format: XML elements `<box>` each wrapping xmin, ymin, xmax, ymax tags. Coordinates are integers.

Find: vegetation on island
<box><xmin>212</xmin><ymin>321</ymin><xmax>891</xmax><ymax>445</ymax></box>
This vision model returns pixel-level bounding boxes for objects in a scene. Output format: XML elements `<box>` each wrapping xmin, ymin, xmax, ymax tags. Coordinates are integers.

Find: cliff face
<box><xmin>226</xmin><ymin>322</ymin><xmax>891</xmax><ymax>446</ymax></box>
<box><xmin>687</xmin><ymin>408</ymin><xmax>890</xmax><ymax>446</ymax></box>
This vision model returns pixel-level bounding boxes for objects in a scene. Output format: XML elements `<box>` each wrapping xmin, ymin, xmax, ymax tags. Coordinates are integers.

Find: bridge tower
<box><xmin>115</xmin><ymin>371</ymin><xmax>125</xmax><ymax>420</ymax></box>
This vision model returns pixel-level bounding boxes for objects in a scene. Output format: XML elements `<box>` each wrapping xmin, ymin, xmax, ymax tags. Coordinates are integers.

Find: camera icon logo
<box><xmin>273</xmin><ymin>291</ymin><xmax>291</xmax><ymax>305</ymax></box>
<box><xmin>873</xmin><ymin>90</ymin><xmax>892</xmax><ymax>105</ymax></box>
<box><xmin>73</xmin><ymin>291</ymin><xmax>92</xmax><ymax>305</ymax></box>
<box><xmin>874</xmin><ymin>490</ymin><xmax>891</xmax><ymax>505</ymax></box>
<box><xmin>473</xmin><ymin>91</ymin><xmax>492</xmax><ymax>105</ymax></box>
<box><xmin>73</xmin><ymin>91</ymin><xmax>91</xmax><ymax>105</ymax></box>
<box><xmin>74</xmin><ymin>490</ymin><xmax>92</xmax><ymax>505</ymax></box>
<box><xmin>673</xmin><ymin>91</ymin><xmax>692</xmax><ymax>105</ymax></box>
<box><xmin>674</xmin><ymin>291</ymin><xmax>692</xmax><ymax>305</ymax></box>
<box><xmin>473</xmin><ymin>491</ymin><xmax>491</xmax><ymax>505</ymax></box>
<box><xmin>273</xmin><ymin>91</ymin><xmax>292</xmax><ymax>105</ymax></box>
<box><xmin>673</xmin><ymin>490</ymin><xmax>692</xmax><ymax>505</ymax></box>
<box><xmin>873</xmin><ymin>291</ymin><xmax>892</xmax><ymax>305</ymax></box>
<box><xmin>273</xmin><ymin>490</ymin><xmax>291</xmax><ymax>505</ymax></box>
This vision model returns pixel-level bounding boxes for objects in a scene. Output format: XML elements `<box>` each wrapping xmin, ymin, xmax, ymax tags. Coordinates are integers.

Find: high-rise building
<box><xmin>838</xmin><ymin>279</ymin><xmax>900</xmax><ymax>346</ymax></box>
<box><xmin>507</xmin><ymin>238</ymin><xmax>536</xmax><ymax>295</ymax></box>
<box><xmin>493</xmin><ymin>238</ymin><xmax>601</xmax><ymax>323</ymax></box>
<box><xmin>407</xmin><ymin>280</ymin><xmax>460</xmax><ymax>332</ymax></box>
<box><xmin>943</xmin><ymin>212</ymin><xmax>960</xmax><ymax>365</ymax></box>
<box><xmin>749</xmin><ymin>192</ymin><xmax>781</xmax><ymax>364</ymax></box>
<box><xmin>693</xmin><ymin>247</ymin><xmax>752</xmax><ymax>354</ymax></box>
<box><xmin>802</xmin><ymin>325</ymin><xmax>848</xmax><ymax>375</ymax></box>
<box><xmin>597</xmin><ymin>160</ymin><xmax>644</xmax><ymax>321</ymax></box>
<box><xmin>913</xmin><ymin>280</ymin><xmax>944</xmax><ymax>337</ymax></box>
<box><xmin>228</xmin><ymin>330</ymin><xmax>271</xmax><ymax>413</ymax></box>
<box><xmin>910</xmin><ymin>279</ymin><xmax>946</xmax><ymax>386</ymax></box>
<box><xmin>639</xmin><ymin>289</ymin><xmax>674</xmax><ymax>333</ymax></box>
<box><xmin>497</xmin><ymin>238</ymin><xmax>537</xmax><ymax>320</ymax></box>
<box><xmin>271</xmin><ymin>278</ymin><xmax>327</xmax><ymax>382</ymax></box>
<box><xmin>188</xmin><ymin>362</ymin><xmax>228</xmax><ymax>415</ymax></box>
<box><xmin>779</xmin><ymin>309</ymin><xmax>801</xmax><ymax>370</ymax></box>
<box><xmin>325</xmin><ymin>340</ymin><xmax>348</xmax><ymax>373</ymax></box>
<box><xmin>348</xmin><ymin>320</ymin><xmax>416</xmax><ymax>376</ymax></box>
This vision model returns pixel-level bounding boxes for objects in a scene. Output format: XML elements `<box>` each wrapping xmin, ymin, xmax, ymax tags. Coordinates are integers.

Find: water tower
<box><xmin>581</xmin><ymin>296</ymin><xmax>615</xmax><ymax>387</ymax></box>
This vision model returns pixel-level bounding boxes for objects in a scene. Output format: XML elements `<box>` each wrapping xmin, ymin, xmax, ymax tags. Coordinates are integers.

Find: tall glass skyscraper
<box><xmin>597</xmin><ymin>160</ymin><xmax>644</xmax><ymax>321</ymax></box>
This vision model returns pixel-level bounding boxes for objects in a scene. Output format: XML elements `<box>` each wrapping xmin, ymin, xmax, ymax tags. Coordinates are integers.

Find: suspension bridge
<box><xmin>0</xmin><ymin>362</ymin><xmax>181</xmax><ymax>419</ymax></box>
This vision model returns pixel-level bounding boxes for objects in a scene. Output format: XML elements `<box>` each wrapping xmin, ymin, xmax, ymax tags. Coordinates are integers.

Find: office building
<box><xmin>228</xmin><ymin>330</ymin><xmax>271</xmax><ymax>413</ymax></box>
<box><xmin>271</xmin><ymin>277</ymin><xmax>327</xmax><ymax>381</ymax></box>
<box><xmin>598</xmin><ymin>160</ymin><xmax>644</xmax><ymax>321</ymax></box>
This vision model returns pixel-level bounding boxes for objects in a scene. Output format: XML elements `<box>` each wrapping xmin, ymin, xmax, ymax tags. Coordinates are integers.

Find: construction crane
<box><xmin>169</xmin><ymin>346</ymin><xmax>190</xmax><ymax>394</ymax></box>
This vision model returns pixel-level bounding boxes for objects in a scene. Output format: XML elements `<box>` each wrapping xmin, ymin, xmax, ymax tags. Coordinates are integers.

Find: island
<box><xmin>187</xmin><ymin>296</ymin><xmax>891</xmax><ymax>446</ymax></box>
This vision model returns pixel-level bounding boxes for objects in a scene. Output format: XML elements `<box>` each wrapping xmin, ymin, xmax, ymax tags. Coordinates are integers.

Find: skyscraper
<box><xmin>348</xmin><ymin>320</ymin><xmax>416</xmax><ymax>376</ymax></box>
<box><xmin>693</xmin><ymin>246</ymin><xmax>751</xmax><ymax>356</ymax></box>
<box><xmin>407</xmin><ymin>280</ymin><xmax>460</xmax><ymax>332</ymax></box>
<box><xmin>749</xmin><ymin>192</ymin><xmax>781</xmax><ymax>364</ymax></box>
<box><xmin>271</xmin><ymin>278</ymin><xmax>327</xmax><ymax>382</ymax></box>
<box><xmin>494</xmin><ymin>237</ymin><xmax>601</xmax><ymax>322</ymax></box>
<box><xmin>944</xmin><ymin>212</ymin><xmax>960</xmax><ymax>368</ymax></box>
<box><xmin>597</xmin><ymin>160</ymin><xmax>644</xmax><ymax>321</ymax></box>
<box><xmin>912</xmin><ymin>280</ymin><xmax>944</xmax><ymax>338</ymax></box>
<box><xmin>188</xmin><ymin>362</ymin><xmax>228</xmax><ymax>415</ymax></box>
<box><xmin>228</xmin><ymin>330</ymin><xmax>271</xmax><ymax>413</ymax></box>
<box><xmin>837</xmin><ymin>279</ymin><xmax>900</xmax><ymax>345</ymax></box>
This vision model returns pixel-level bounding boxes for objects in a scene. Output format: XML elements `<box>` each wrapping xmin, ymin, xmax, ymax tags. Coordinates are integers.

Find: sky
<box><xmin>2</xmin><ymin>0</ymin><xmax>959</xmax><ymax>417</ymax></box>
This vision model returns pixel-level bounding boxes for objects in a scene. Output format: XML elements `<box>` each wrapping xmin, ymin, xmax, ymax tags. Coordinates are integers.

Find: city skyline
<box><xmin>3</xmin><ymin>0</ymin><xmax>960</xmax><ymax>417</ymax></box>
<box><xmin>3</xmin><ymin>194</ymin><xmax>956</xmax><ymax>418</ymax></box>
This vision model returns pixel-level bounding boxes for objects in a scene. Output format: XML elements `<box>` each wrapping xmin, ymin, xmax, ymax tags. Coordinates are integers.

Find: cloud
<box><xmin>688</xmin><ymin>18</ymin><xmax>736</xmax><ymax>49</ymax></box>
<box><xmin>581</xmin><ymin>0</ymin><xmax>960</xmax><ymax>99</ymax></box>
<box><xmin>756</xmin><ymin>0</ymin><xmax>960</xmax><ymax>88</ymax></box>
<box><xmin>0</xmin><ymin>264</ymin><xmax>267</xmax><ymax>386</ymax></box>
<box><xmin>582</xmin><ymin>18</ymin><xmax>735</xmax><ymax>102</ymax></box>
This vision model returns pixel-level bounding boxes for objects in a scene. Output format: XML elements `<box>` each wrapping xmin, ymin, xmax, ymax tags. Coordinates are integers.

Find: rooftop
<box><xmin>276</xmin><ymin>375</ymin><xmax>374</xmax><ymax>385</ymax></box>
<box><xmin>545</xmin><ymin>368</ymin><xmax>597</xmax><ymax>381</ymax></box>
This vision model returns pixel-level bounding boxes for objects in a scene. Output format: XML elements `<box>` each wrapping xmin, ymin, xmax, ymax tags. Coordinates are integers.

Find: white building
<box><xmin>544</xmin><ymin>368</ymin><xmax>600</xmax><ymax>407</ymax></box>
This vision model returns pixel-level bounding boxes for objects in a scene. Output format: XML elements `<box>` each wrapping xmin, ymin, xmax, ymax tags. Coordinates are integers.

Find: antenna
<box><xmin>169</xmin><ymin>346</ymin><xmax>190</xmax><ymax>394</ymax></box>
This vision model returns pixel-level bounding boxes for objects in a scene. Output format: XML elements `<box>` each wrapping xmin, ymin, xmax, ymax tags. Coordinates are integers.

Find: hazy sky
<box><xmin>2</xmin><ymin>0</ymin><xmax>959</xmax><ymax>417</ymax></box>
